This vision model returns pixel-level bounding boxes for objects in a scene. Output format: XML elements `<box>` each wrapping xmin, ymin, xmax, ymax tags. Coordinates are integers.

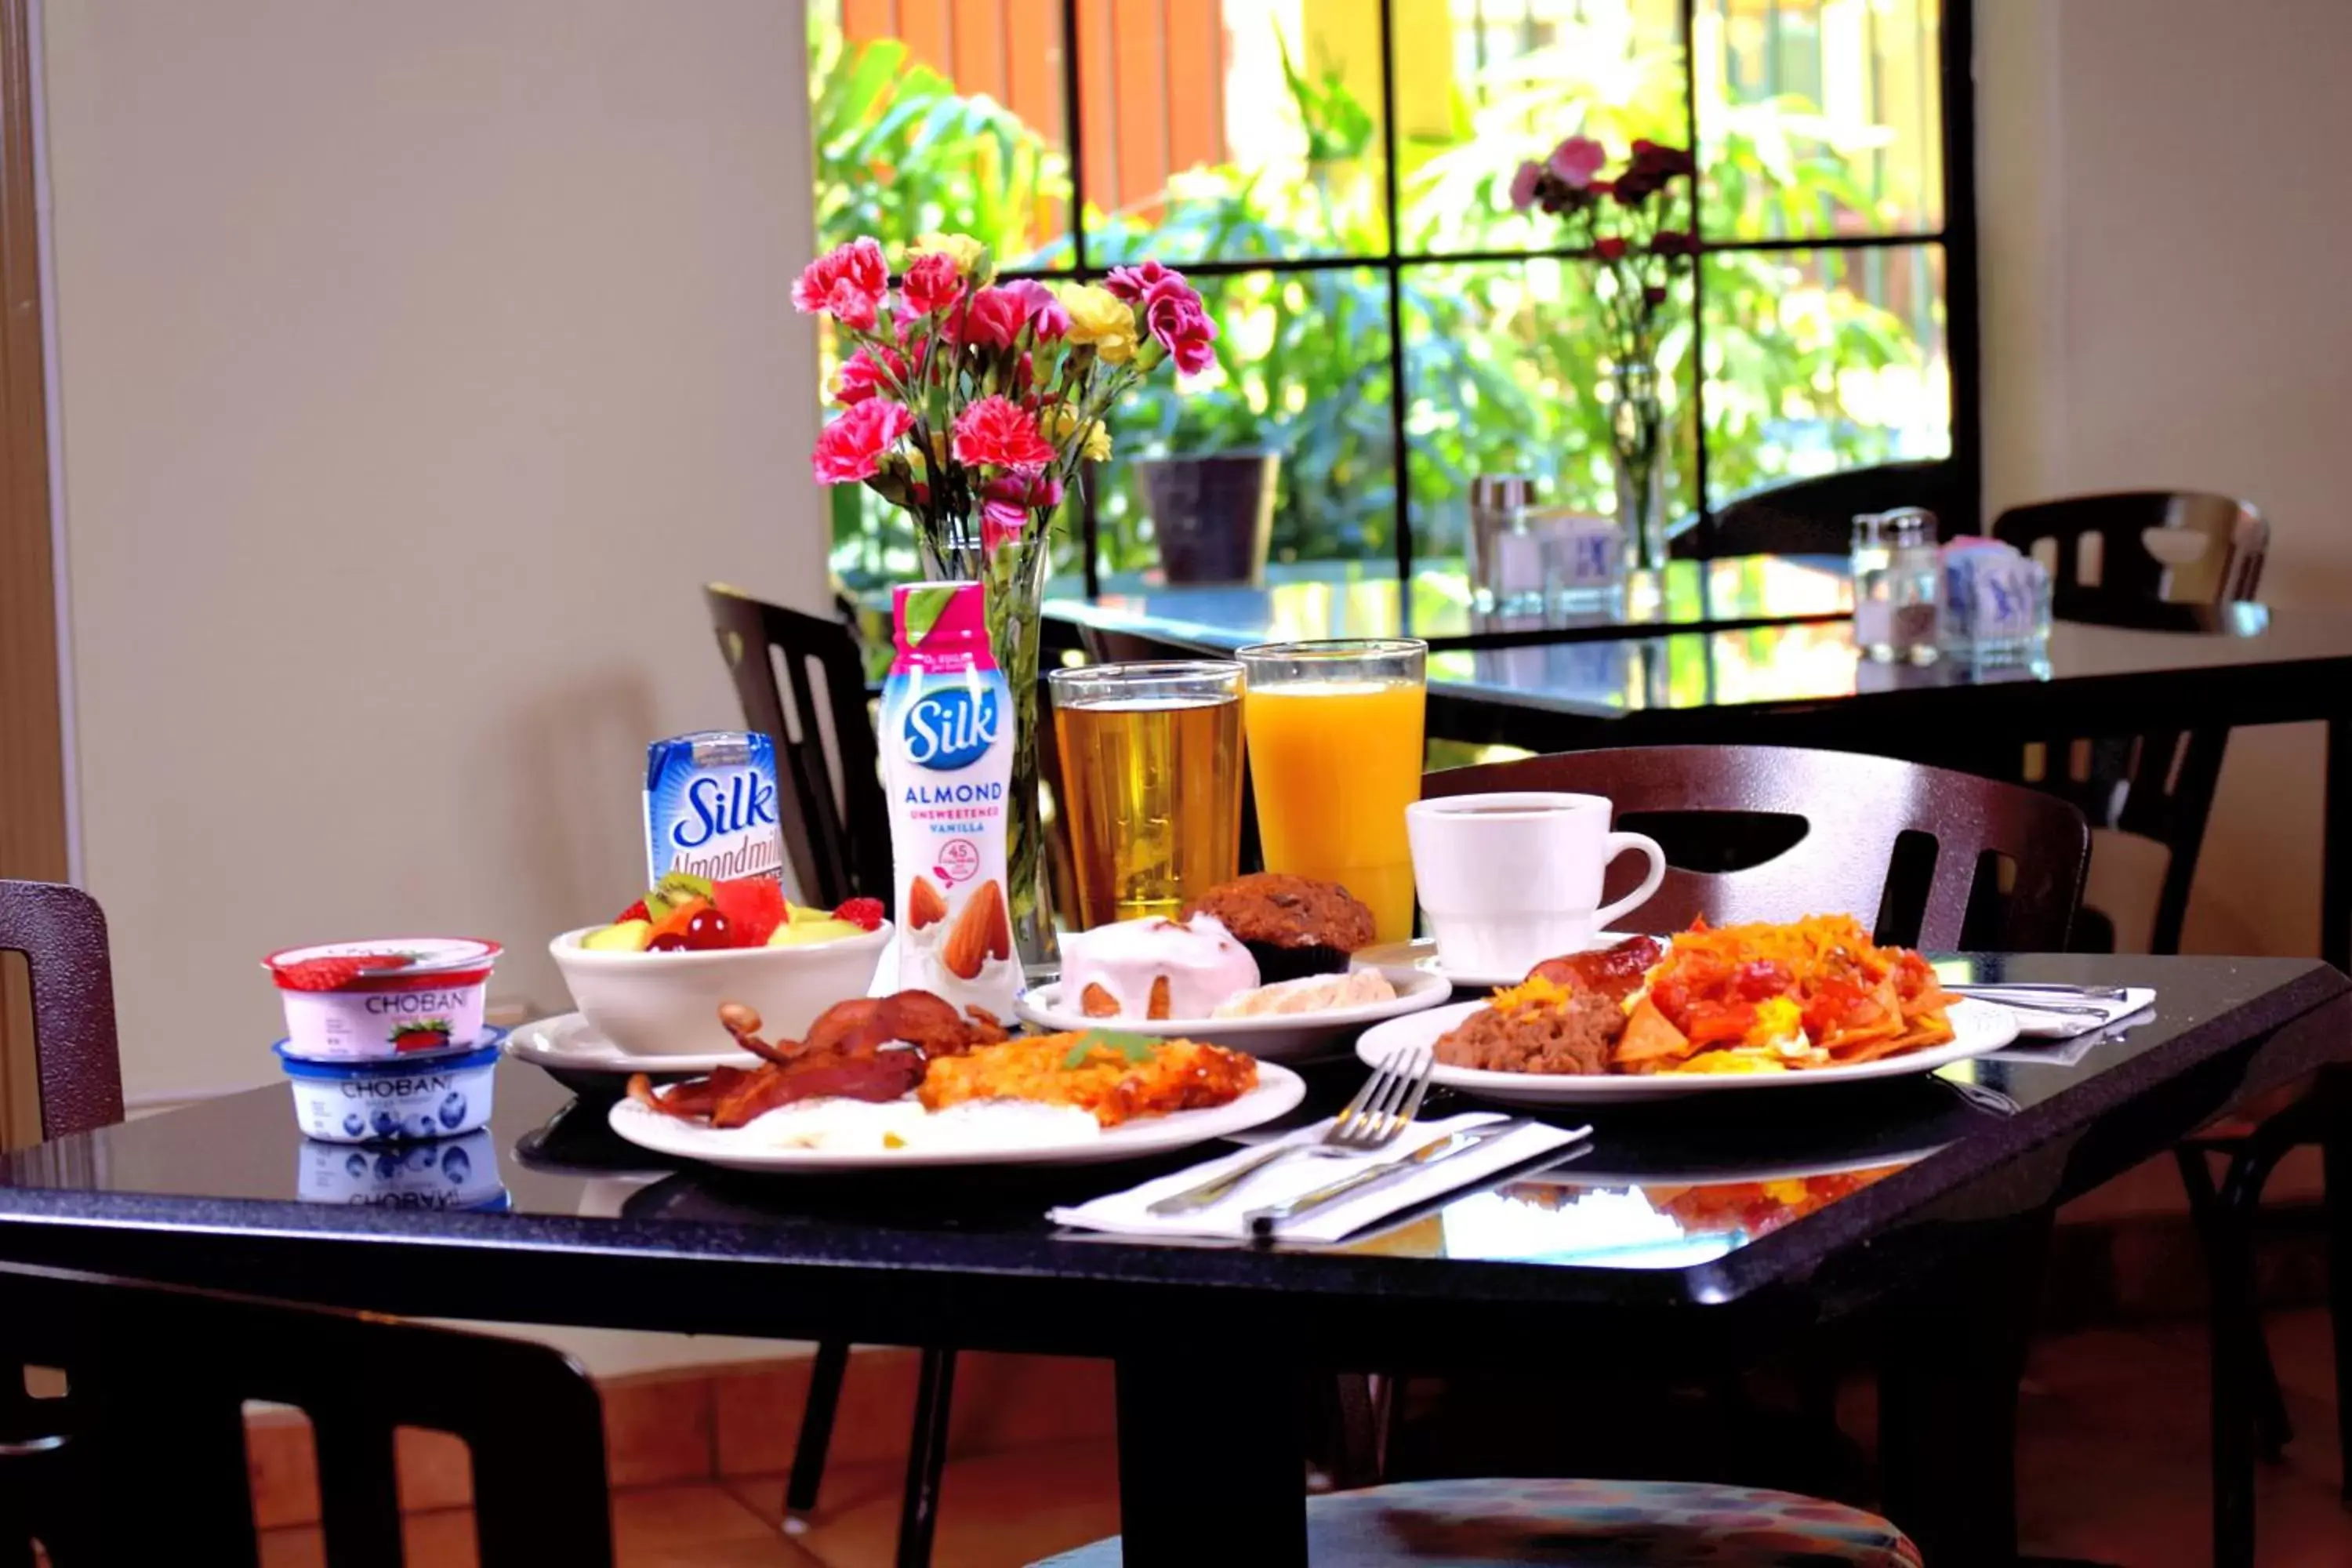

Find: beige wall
<box><xmin>42</xmin><ymin>0</ymin><xmax>830</xmax><ymax>1107</ymax></box>
<box><xmin>1978</xmin><ymin>0</ymin><xmax>2352</xmax><ymax>960</ymax></box>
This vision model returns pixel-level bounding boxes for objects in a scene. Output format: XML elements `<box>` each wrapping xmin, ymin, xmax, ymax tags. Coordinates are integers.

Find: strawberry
<box><xmin>615</xmin><ymin>898</ymin><xmax>650</xmax><ymax>924</ymax></box>
<box><xmin>832</xmin><ymin>897</ymin><xmax>885</xmax><ymax>933</ymax></box>
<box><xmin>272</xmin><ymin>953</ymin><xmax>414</xmax><ymax>992</ymax></box>
<box><xmin>710</xmin><ymin>877</ymin><xmax>786</xmax><ymax>946</ymax></box>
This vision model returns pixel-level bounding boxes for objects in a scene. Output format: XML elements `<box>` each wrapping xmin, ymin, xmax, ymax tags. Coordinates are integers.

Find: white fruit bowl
<box><xmin>547</xmin><ymin>923</ymin><xmax>891</xmax><ymax>1057</ymax></box>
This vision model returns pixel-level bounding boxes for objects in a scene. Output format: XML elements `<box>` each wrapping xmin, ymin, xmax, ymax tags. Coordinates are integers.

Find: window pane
<box><xmin>1695</xmin><ymin>0</ymin><xmax>1944</xmax><ymax>240</ymax></box>
<box><xmin>1404</xmin><ymin>259</ymin><xmax>1697</xmax><ymax>567</ymax></box>
<box><xmin>809</xmin><ymin>0</ymin><xmax>1073</xmax><ymax>267</ymax></box>
<box><xmin>1700</xmin><ymin>242</ymin><xmax>1949</xmax><ymax>513</ymax></box>
<box><xmin>1399</xmin><ymin>1</ymin><xmax>1689</xmax><ymax>258</ymax></box>
<box><xmin>1065</xmin><ymin>2</ymin><xmax>1388</xmax><ymax>268</ymax></box>
<box><xmin>1092</xmin><ymin>266</ymin><xmax>1396</xmax><ymax>583</ymax></box>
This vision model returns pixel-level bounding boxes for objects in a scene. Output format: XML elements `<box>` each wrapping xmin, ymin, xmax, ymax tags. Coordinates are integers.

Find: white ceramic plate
<box><xmin>604</xmin><ymin>1060</ymin><xmax>1307</xmax><ymax>1172</ymax></box>
<box><xmin>1012</xmin><ymin>969</ymin><xmax>1453</xmax><ymax>1062</ymax></box>
<box><xmin>505</xmin><ymin>1011</ymin><xmax>763</xmax><ymax>1077</ymax></box>
<box><xmin>1350</xmin><ymin>932</ymin><xmax>1644</xmax><ymax>993</ymax></box>
<box><xmin>1355</xmin><ymin>997</ymin><xmax>2019</xmax><ymax>1105</ymax></box>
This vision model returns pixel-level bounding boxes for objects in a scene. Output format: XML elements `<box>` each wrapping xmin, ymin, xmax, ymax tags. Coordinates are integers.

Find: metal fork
<box><xmin>1146</xmin><ymin>1045</ymin><xmax>1436</xmax><ymax>1215</ymax></box>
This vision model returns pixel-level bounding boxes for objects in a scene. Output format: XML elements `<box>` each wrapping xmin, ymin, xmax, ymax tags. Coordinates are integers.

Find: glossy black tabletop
<box><xmin>1041</xmin><ymin>554</ymin><xmax>1853</xmax><ymax>653</ymax></box>
<box><xmin>0</xmin><ymin>956</ymin><xmax>2343</xmax><ymax>1366</ymax></box>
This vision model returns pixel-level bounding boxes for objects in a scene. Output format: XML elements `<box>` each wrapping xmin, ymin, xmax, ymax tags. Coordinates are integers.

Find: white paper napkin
<box><xmin>1047</xmin><ymin>1112</ymin><xmax>1588</xmax><ymax>1243</ymax></box>
<box><xmin>1982</xmin><ymin>987</ymin><xmax>2155</xmax><ymax>1065</ymax></box>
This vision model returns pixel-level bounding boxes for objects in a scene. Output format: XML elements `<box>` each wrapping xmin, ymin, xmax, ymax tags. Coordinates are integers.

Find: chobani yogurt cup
<box><xmin>275</xmin><ymin>1036</ymin><xmax>501</xmax><ymax>1142</ymax></box>
<box><xmin>297</xmin><ymin>1131</ymin><xmax>508</xmax><ymax>1210</ymax></box>
<box><xmin>263</xmin><ymin>938</ymin><xmax>501</xmax><ymax>1062</ymax></box>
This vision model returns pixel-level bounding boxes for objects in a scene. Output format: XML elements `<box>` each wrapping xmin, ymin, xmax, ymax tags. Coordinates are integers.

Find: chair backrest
<box><xmin>1672</xmin><ymin>460</ymin><xmax>1960</xmax><ymax>560</ymax></box>
<box><xmin>0</xmin><ymin>1261</ymin><xmax>612</xmax><ymax>1567</ymax></box>
<box><xmin>704</xmin><ymin>585</ymin><xmax>892</xmax><ymax>911</ymax></box>
<box><xmin>1992</xmin><ymin>490</ymin><xmax>2267</xmax><ymax>612</ymax></box>
<box><xmin>0</xmin><ymin>881</ymin><xmax>124</xmax><ymax>1139</ymax></box>
<box><xmin>1421</xmin><ymin>745</ymin><xmax>2089</xmax><ymax>950</ymax></box>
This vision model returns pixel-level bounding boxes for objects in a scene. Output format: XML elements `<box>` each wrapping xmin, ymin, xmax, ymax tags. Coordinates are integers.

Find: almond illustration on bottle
<box><xmin>906</xmin><ymin>875</ymin><xmax>949</xmax><ymax>931</ymax></box>
<box><xmin>942</xmin><ymin>880</ymin><xmax>1011</xmax><ymax>980</ymax></box>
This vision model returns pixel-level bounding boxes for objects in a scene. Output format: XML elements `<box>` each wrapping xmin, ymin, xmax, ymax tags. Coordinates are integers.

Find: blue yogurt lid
<box><xmin>274</xmin><ymin>1031</ymin><xmax>505</xmax><ymax>1080</ymax></box>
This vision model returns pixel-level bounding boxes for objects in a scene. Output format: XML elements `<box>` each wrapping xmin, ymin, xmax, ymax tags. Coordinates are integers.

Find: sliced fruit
<box><xmin>615</xmin><ymin>898</ymin><xmax>650</xmax><ymax>925</ymax></box>
<box><xmin>831</xmin><ymin>897</ymin><xmax>885</xmax><ymax>932</ymax></box>
<box><xmin>767</xmin><ymin>917</ymin><xmax>862</xmax><ymax>947</ymax></box>
<box><xmin>786</xmin><ymin>902</ymin><xmax>833</xmax><ymax>925</ymax></box>
<box><xmin>645</xmin><ymin>896</ymin><xmax>710</xmax><ymax>948</ymax></box>
<box><xmin>711</xmin><ymin>877</ymin><xmax>787</xmax><ymax>946</ymax></box>
<box><xmin>654</xmin><ymin>871</ymin><xmax>714</xmax><ymax>910</ymax></box>
<box><xmin>682</xmin><ymin>909</ymin><xmax>735</xmax><ymax>951</ymax></box>
<box><xmin>582</xmin><ymin>920</ymin><xmax>652</xmax><ymax>953</ymax></box>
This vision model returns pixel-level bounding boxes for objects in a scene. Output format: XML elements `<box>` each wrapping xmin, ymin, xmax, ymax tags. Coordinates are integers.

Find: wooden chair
<box><xmin>0</xmin><ymin>1261</ymin><xmax>612</xmax><ymax>1566</ymax></box>
<box><xmin>704</xmin><ymin>585</ymin><xmax>892</xmax><ymax>911</ymax></box>
<box><xmin>1670</xmin><ymin>459</ymin><xmax>1960</xmax><ymax>560</ymax></box>
<box><xmin>1991</xmin><ymin>492</ymin><xmax>2267</xmax><ymax>955</ymax></box>
<box><xmin>0</xmin><ymin>880</ymin><xmax>123</xmax><ymax>1140</ymax></box>
<box><xmin>1421</xmin><ymin>744</ymin><xmax>2089</xmax><ymax>950</ymax></box>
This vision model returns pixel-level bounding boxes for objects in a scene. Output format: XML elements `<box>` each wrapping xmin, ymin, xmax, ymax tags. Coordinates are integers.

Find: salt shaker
<box><xmin>1851</xmin><ymin>510</ymin><xmax>1896</xmax><ymax>660</ymax></box>
<box><xmin>1468</xmin><ymin>475</ymin><xmax>1541</xmax><ymax>615</ymax></box>
<box><xmin>1885</xmin><ymin>507</ymin><xmax>1942</xmax><ymax>664</ymax></box>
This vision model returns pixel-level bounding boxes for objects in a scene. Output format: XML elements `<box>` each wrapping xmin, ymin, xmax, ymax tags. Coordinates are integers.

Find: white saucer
<box><xmin>504</xmin><ymin>1012</ymin><xmax>763</xmax><ymax>1080</ymax></box>
<box><xmin>1014</xmin><ymin>968</ymin><xmax>1453</xmax><ymax>1063</ymax></box>
<box><xmin>1350</xmin><ymin>932</ymin><xmax>1643</xmax><ymax>993</ymax></box>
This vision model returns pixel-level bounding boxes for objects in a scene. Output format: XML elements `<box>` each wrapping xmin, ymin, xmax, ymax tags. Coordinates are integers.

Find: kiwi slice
<box><xmin>655</xmin><ymin>871</ymin><xmax>713</xmax><ymax>909</ymax></box>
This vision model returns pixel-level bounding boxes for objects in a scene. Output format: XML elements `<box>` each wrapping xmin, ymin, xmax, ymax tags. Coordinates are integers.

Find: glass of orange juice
<box><xmin>1236</xmin><ymin>638</ymin><xmax>1427</xmax><ymax>943</ymax></box>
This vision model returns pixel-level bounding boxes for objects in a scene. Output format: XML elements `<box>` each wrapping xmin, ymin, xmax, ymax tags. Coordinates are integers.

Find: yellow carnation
<box><xmin>1050</xmin><ymin>405</ymin><xmax>1113</xmax><ymax>461</ymax></box>
<box><xmin>909</xmin><ymin>232</ymin><xmax>986</xmax><ymax>275</ymax></box>
<box><xmin>1059</xmin><ymin>283</ymin><xmax>1138</xmax><ymax>364</ymax></box>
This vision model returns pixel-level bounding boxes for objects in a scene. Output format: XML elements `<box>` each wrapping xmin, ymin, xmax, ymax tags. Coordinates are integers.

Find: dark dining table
<box><xmin>0</xmin><ymin>953</ymin><xmax>2346</xmax><ymax>1565</ymax></box>
<box><xmin>1046</xmin><ymin>568</ymin><xmax>2352</xmax><ymax>972</ymax></box>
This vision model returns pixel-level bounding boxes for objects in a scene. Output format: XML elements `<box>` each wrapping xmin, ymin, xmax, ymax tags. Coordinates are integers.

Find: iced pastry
<box><xmin>1212</xmin><ymin>968</ymin><xmax>1397</xmax><ymax>1018</ymax></box>
<box><xmin>1058</xmin><ymin>913</ymin><xmax>1259</xmax><ymax>1021</ymax></box>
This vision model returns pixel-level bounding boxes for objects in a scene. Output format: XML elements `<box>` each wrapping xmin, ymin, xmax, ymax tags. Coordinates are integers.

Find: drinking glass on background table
<box><xmin>1049</xmin><ymin>661</ymin><xmax>1246</xmax><ymax>927</ymax></box>
<box><xmin>1236</xmin><ymin>638</ymin><xmax>1427</xmax><ymax>944</ymax></box>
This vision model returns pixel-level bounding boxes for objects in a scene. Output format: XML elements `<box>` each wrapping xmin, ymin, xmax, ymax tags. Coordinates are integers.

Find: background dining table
<box><xmin>0</xmin><ymin>953</ymin><xmax>2345</xmax><ymax>1566</ymax></box>
<box><xmin>1041</xmin><ymin>562</ymin><xmax>2352</xmax><ymax>972</ymax></box>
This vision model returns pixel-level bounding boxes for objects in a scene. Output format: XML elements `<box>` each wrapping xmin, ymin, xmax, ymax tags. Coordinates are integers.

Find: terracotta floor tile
<box><xmin>733</xmin><ymin>1439</ymin><xmax>1120</xmax><ymax>1568</ymax></box>
<box><xmin>604</xmin><ymin>1371</ymin><xmax>719</xmax><ymax>1488</ymax></box>
<box><xmin>394</xmin><ymin>1425</ymin><xmax>475</xmax><ymax>1514</ymax></box>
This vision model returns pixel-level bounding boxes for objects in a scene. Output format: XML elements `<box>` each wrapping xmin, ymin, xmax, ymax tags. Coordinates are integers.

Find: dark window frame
<box><xmin>995</xmin><ymin>0</ymin><xmax>1978</xmax><ymax>597</ymax></box>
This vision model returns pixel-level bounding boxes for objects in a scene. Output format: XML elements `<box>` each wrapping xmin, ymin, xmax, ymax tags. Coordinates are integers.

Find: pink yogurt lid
<box><xmin>263</xmin><ymin>938</ymin><xmax>503</xmax><ymax>993</ymax></box>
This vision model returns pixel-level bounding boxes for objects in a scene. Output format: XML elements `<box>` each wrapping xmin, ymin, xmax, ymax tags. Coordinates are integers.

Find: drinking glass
<box><xmin>1048</xmin><ymin>661</ymin><xmax>1246</xmax><ymax>928</ymax></box>
<box><xmin>1236</xmin><ymin>638</ymin><xmax>1428</xmax><ymax>944</ymax></box>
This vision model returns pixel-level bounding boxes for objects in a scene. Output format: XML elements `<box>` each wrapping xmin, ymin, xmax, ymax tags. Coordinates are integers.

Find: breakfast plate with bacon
<box><xmin>608</xmin><ymin>992</ymin><xmax>1305</xmax><ymax>1171</ymax></box>
<box><xmin>1354</xmin><ymin>916</ymin><xmax>2017</xmax><ymax>1105</ymax></box>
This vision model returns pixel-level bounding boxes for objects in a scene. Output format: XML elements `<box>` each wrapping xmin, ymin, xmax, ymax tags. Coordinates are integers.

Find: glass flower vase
<box><xmin>1610</xmin><ymin>368</ymin><xmax>1671</xmax><ymax>572</ymax></box>
<box><xmin>919</xmin><ymin>527</ymin><xmax>1058</xmax><ymax>978</ymax></box>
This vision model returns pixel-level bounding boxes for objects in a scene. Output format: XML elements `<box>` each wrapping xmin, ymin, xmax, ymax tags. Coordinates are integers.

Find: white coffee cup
<box><xmin>1405</xmin><ymin>791</ymin><xmax>1668</xmax><ymax>977</ymax></box>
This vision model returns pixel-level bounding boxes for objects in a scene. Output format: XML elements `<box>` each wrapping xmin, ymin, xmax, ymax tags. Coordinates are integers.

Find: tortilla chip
<box><xmin>1613</xmin><ymin>996</ymin><xmax>1693</xmax><ymax>1065</ymax></box>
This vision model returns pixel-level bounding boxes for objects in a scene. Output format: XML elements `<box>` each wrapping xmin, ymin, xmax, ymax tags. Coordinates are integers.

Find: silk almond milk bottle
<box><xmin>880</xmin><ymin>582</ymin><xmax>1018</xmax><ymax>1018</ymax></box>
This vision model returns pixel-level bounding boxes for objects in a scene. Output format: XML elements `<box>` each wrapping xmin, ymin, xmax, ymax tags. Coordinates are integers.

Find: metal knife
<box><xmin>1242</xmin><ymin>1120</ymin><xmax>1585</xmax><ymax>1240</ymax></box>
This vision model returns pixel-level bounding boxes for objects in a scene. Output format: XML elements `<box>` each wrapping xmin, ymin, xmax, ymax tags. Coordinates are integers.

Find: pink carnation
<box><xmin>953</xmin><ymin>286</ymin><xmax>1028</xmax><ymax>350</ymax></box>
<box><xmin>951</xmin><ymin>395</ymin><xmax>1054</xmax><ymax>469</ymax></box>
<box><xmin>1508</xmin><ymin>160</ymin><xmax>1544</xmax><ymax>212</ymax></box>
<box><xmin>792</xmin><ymin>238</ymin><xmax>888</xmax><ymax>331</ymax></box>
<box><xmin>1104</xmin><ymin>260</ymin><xmax>1185</xmax><ymax>303</ymax></box>
<box><xmin>1140</xmin><ymin>276</ymin><xmax>1218</xmax><ymax>376</ymax></box>
<box><xmin>902</xmin><ymin>252</ymin><xmax>966</xmax><ymax>317</ymax></box>
<box><xmin>999</xmin><ymin>279</ymin><xmax>1071</xmax><ymax>342</ymax></box>
<box><xmin>1546</xmin><ymin>136</ymin><xmax>1607</xmax><ymax>190</ymax></box>
<box><xmin>985</xmin><ymin>470</ymin><xmax>1063</xmax><ymax>510</ymax></box>
<box><xmin>811</xmin><ymin>399</ymin><xmax>913</xmax><ymax>485</ymax></box>
<box><xmin>980</xmin><ymin>500</ymin><xmax>1029</xmax><ymax>554</ymax></box>
<box><xmin>833</xmin><ymin>345</ymin><xmax>909</xmax><ymax>405</ymax></box>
